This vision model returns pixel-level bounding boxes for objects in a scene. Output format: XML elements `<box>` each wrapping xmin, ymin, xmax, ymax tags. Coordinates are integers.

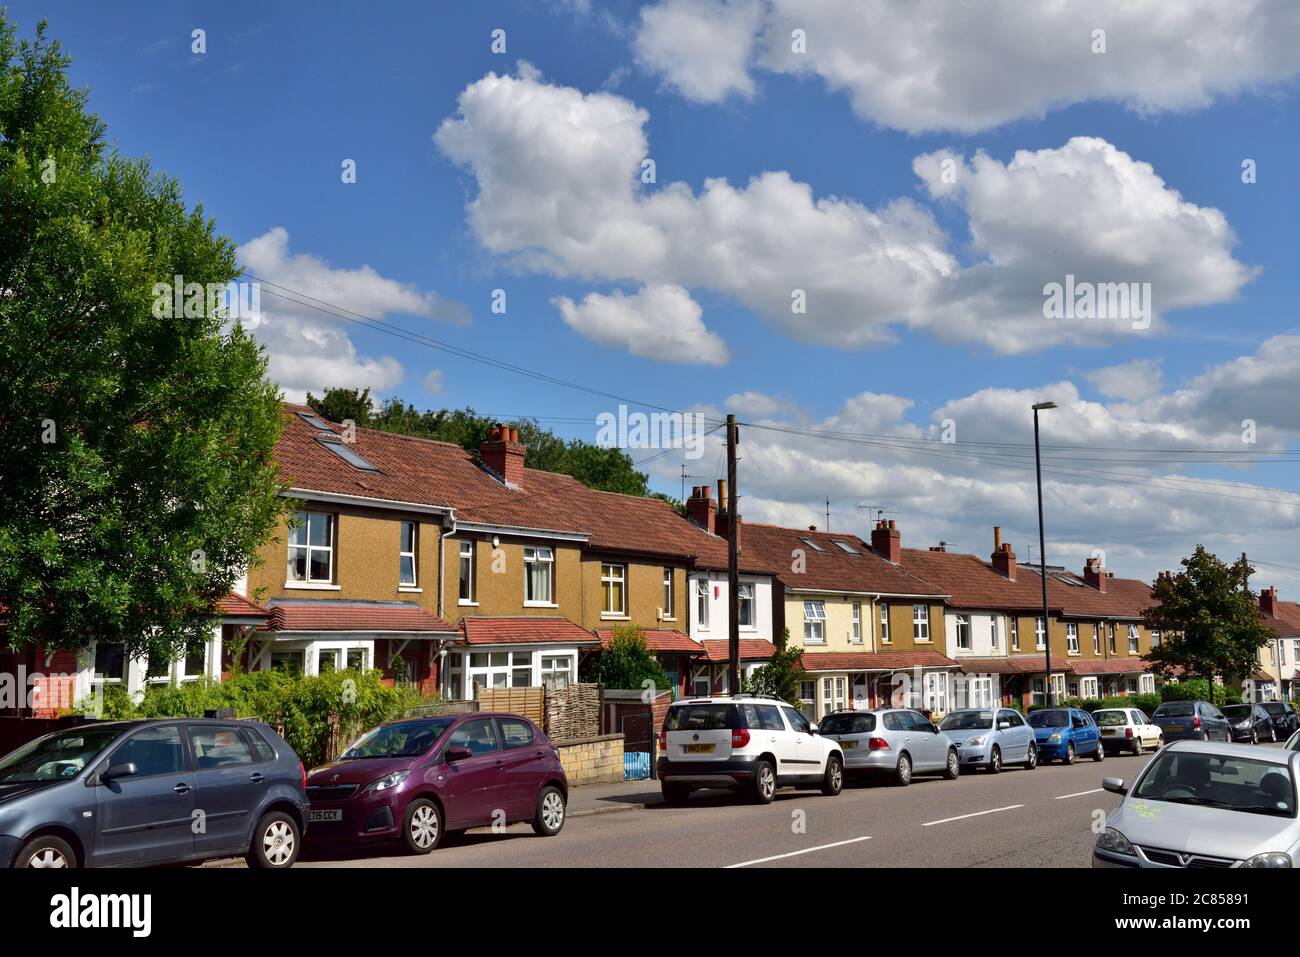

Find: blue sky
<box><xmin>13</xmin><ymin>0</ymin><xmax>1300</xmax><ymax>588</ymax></box>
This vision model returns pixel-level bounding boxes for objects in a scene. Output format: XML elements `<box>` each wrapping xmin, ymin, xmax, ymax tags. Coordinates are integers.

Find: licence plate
<box><xmin>309</xmin><ymin>809</ymin><xmax>342</xmax><ymax>822</ymax></box>
<box><xmin>683</xmin><ymin>743</ymin><xmax>715</xmax><ymax>754</ymax></box>
<box><xmin>839</xmin><ymin>740</ymin><xmax>857</xmax><ymax>750</ymax></box>
<box><xmin>1165</xmin><ymin>726</ymin><xmax>1182</xmax><ymax>733</ymax></box>
<box><xmin>1102</xmin><ymin>729</ymin><xmax>1116</xmax><ymax>736</ymax></box>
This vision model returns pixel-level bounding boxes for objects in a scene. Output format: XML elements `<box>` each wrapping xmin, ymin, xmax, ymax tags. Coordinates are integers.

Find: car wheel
<box><xmin>15</xmin><ymin>835</ymin><xmax>76</xmax><ymax>869</ymax></box>
<box><xmin>943</xmin><ymin>748</ymin><xmax>960</xmax><ymax>780</ymax></box>
<box><xmin>1063</xmin><ymin>742</ymin><xmax>1076</xmax><ymax>765</ymax></box>
<box><xmin>245</xmin><ymin>811</ymin><xmax>300</xmax><ymax>869</ymax></box>
<box><xmin>894</xmin><ymin>752</ymin><xmax>912</xmax><ymax>787</ymax></box>
<box><xmin>401</xmin><ymin>798</ymin><xmax>442</xmax><ymax>855</ymax></box>
<box><xmin>1270</xmin><ymin>726</ymin><xmax>1278</xmax><ymax>743</ymax></box>
<box><xmin>1156</xmin><ymin>734</ymin><xmax>1165</xmax><ymax>749</ymax></box>
<box><xmin>821</xmin><ymin>755</ymin><xmax>844</xmax><ymax>796</ymax></box>
<box><xmin>1092</xmin><ymin>740</ymin><xmax>1105</xmax><ymax>762</ymax></box>
<box><xmin>1251</xmin><ymin>729</ymin><xmax>1258</xmax><ymax>745</ymax></box>
<box><xmin>1022</xmin><ymin>744</ymin><xmax>1038</xmax><ymax>770</ymax></box>
<box><xmin>751</xmin><ymin>760</ymin><xmax>777</xmax><ymax>804</ymax></box>
<box><xmin>661</xmin><ymin>782</ymin><xmax>690</xmax><ymax>805</ymax></box>
<box><xmin>1131</xmin><ymin>737</ymin><xmax>1141</xmax><ymax>756</ymax></box>
<box><xmin>532</xmin><ymin>785</ymin><xmax>566</xmax><ymax>836</ymax></box>
<box><xmin>988</xmin><ymin>746</ymin><xmax>1002</xmax><ymax>774</ymax></box>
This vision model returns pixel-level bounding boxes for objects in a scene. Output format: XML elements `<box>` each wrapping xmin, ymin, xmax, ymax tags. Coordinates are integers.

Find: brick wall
<box><xmin>555</xmin><ymin>733</ymin><xmax>625</xmax><ymax>785</ymax></box>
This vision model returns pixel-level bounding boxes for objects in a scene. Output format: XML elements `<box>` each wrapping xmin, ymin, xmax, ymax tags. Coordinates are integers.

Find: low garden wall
<box><xmin>554</xmin><ymin>732</ymin><xmax>624</xmax><ymax>786</ymax></box>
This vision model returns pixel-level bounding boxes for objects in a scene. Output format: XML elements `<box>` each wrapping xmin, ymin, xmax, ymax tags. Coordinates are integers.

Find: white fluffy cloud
<box><xmin>237</xmin><ymin>228</ymin><xmax>468</xmax><ymax>402</ymax></box>
<box><xmin>1087</xmin><ymin>359</ymin><xmax>1164</xmax><ymax>402</ymax></box>
<box><xmin>436</xmin><ymin>72</ymin><xmax>1253</xmax><ymax>354</ymax></box>
<box><xmin>553</xmin><ymin>284</ymin><xmax>728</xmax><ymax>364</ymax></box>
<box><xmin>634</xmin><ymin>0</ymin><xmax>1300</xmax><ymax>133</ymax></box>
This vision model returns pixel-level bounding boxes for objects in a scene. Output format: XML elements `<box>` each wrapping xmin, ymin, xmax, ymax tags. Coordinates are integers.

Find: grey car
<box><xmin>0</xmin><ymin>718</ymin><xmax>309</xmax><ymax>868</ymax></box>
<box><xmin>819</xmin><ymin>708</ymin><xmax>960</xmax><ymax>786</ymax></box>
<box><xmin>1150</xmin><ymin>700</ymin><xmax>1231</xmax><ymax>743</ymax></box>
<box><xmin>939</xmin><ymin>707</ymin><xmax>1038</xmax><ymax>772</ymax></box>
<box><xmin>1093</xmin><ymin>740</ymin><xmax>1299</xmax><ymax>868</ymax></box>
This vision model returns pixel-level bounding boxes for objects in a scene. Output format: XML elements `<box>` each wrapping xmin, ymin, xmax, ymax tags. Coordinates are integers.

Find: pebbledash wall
<box><xmin>555</xmin><ymin>733</ymin><xmax>624</xmax><ymax>785</ymax></box>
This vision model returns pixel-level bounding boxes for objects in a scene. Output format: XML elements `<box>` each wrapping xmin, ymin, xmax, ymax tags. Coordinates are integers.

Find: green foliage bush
<box><xmin>587</xmin><ymin>625</ymin><xmax>671</xmax><ymax>694</ymax></box>
<box><xmin>1160</xmin><ymin>679</ymin><xmax>1240</xmax><ymax>707</ymax></box>
<box><xmin>742</xmin><ymin>635</ymin><xmax>804</xmax><ymax>705</ymax></box>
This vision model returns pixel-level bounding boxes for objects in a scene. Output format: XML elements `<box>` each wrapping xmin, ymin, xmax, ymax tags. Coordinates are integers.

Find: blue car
<box><xmin>939</xmin><ymin>707</ymin><xmax>1038</xmax><ymax>772</ymax></box>
<box><xmin>1028</xmin><ymin>708</ymin><xmax>1104</xmax><ymax>765</ymax></box>
<box><xmin>0</xmin><ymin>718</ymin><xmax>309</xmax><ymax>868</ymax></box>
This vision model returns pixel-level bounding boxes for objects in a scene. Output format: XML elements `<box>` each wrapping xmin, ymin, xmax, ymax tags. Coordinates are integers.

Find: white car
<box><xmin>1094</xmin><ymin>707</ymin><xmax>1163</xmax><ymax>756</ymax></box>
<box><xmin>657</xmin><ymin>695</ymin><xmax>844</xmax><ymax>805</ymax></box>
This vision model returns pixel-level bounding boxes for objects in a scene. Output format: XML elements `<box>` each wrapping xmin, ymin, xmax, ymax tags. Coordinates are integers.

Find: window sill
<box><xmin>526</xmin><ymin>601</ymin><xmax>560</xmax><ymax>609</ymax></box>
<box><xmin>458</xmin><ymin>600</ymin><xmax>479</xmax><ymax>607</ymax></box>
<box><xmin>399</xmin><ymin>586</ymin><xmax>422</xmax><ymax>593</ymax></box>
<box><xmin>600</xmin><ymin>614</ymin><xmax>630</xmax><ymax>621</ymax></box>
<box><xmin>660</xmin><ymin>616</ymin><xmax>677</xmax><ymax>623</ymax></box>
<box><xmin>285</xmin><ymin>582</ymin><xmax>341</xmax><ymax>591</ymax></box>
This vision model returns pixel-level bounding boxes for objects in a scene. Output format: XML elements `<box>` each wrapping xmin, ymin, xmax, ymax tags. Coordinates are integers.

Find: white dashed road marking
<box><xmin>921</xmin><ymin>804</ymin><xmax>1024</xmax><ymax>827</ymax></box>
<box><xmin>1055</xmin><ymin>788</ymin><xmax>1104</xmax><ymax>800</ymax></box>
<box><xmin>726</xmin><ymin>835</ymin><xmax>873</xmax><ymax>868</ymax></box>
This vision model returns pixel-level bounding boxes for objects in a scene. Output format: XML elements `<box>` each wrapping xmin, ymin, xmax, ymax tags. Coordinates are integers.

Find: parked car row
<box><xmin>0</xmin><ymin>711</ymin><xmax>569</xmax><ymax>868</ymax></box>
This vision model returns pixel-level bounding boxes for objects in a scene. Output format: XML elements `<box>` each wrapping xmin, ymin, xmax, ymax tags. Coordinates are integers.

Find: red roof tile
<box><xmin>216</xmin><ymin>592</ymin><xmax>269</xmax><ymax>621</ymax></box>
<box><xmin>459</xmin><ymin>617</ymin><xmax>600</xmax><ymax>646</ymax></box>
<box><xmin>799</xmin><ymin>650</ymin><xmax>958</xmax><ymax>671</ymax></box>
<box><xmin>1263</xmin><ymin>599</ymin><xmax>1300</xmax><ymax>637</ymax></box>
<box><xmin>596</xmin><ymin>628</ymin><xmax>703</xmax><ymax>655</ymax></box>
<box><xmin>741</xmin><ymin>524</ymin><xmax>943</xmax><ymax>597</ymax></box>
<box><xmin>901</xmin><ymin>548</ymin><xmax>1053</xmax><ymax>612</ymax></box>
<box><xmin>698</xmin><ymin>638</ymin><xmax>779</xmax><ymax>662</ymax></box>
<box><xmin>266</xmin><ymin>600</ymin><xmax>455</xmax><ymax>634</ymax></box>
<box><xmin>1026</xmin><ymin>567</ymin><xmax>1154</xmax><ymax>619</ymax></box>
<box><xmin>957</xmin><ymin>654</ymin><xmax>1075</xmax><ymax>674</ymax></box>
<box><xmin>1067</xmin><ymin>658</ymin><xmax>1153</xmax><ymax>676</ymax></box>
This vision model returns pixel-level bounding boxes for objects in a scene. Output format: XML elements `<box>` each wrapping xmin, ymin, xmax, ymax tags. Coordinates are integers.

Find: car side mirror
<box><xmin>1102</xmin><ymin>777</ymin><xmax>1127</xmax><ymax>796</ymax></box>
<box><xmin>807</xmin><ymin>723</ymin><xmax>819</xmax><ymax>735</ymax></box>
<box><xmin>443</xmin><ymin>747</ymin><xmax>473</xmax><ymax>764</ymax></box>
<box><xmin>102</xmin><ymin>762</ymin><xmax>138</xmax><ymax>782</ymax></box>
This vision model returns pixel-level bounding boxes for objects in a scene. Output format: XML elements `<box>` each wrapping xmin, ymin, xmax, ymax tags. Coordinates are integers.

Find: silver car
<box><xmin>819</xmin><ymin>708</ymin><xmax>960</xmax><ymax>786</ymax></box>
<box><xmin>1093</xmin><ymin>740</ymin><xmax>1299</xmax><ymax>868</ymax></box>
<box><xmin>939</xmin><ymin>707</ymin><xmax>1038</xmax><ymax>773</ymax></box>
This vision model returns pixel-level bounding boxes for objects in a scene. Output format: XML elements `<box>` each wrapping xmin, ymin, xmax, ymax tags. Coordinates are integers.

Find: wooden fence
<box><xmin>478</xmin><ymin>686</ymin><xmax>545</xmax><ymax>725</ymax></box>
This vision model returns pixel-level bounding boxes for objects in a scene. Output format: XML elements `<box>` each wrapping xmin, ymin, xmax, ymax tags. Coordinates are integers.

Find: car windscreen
<box><xmin>1094</xmin><ymin>710</ymin><xmax>1128</xmax><ymax>727</ymax></box>
<box><xmin>1155</xmin><ymin>702</ymin><xmax>1195</xmax><ymax>717</ymax></box>
<box><xmin>665</xmin><ymin>704</ymin><xmax>732</xmax><ymax>731</ymax></box>
<box><xmin>340</xmin><ymin>718</ymin><xmax>455</xmax><ymax>759</ymax></box>
<box><xmin>939</xmin><ymin>711</ymin><xmax>993</xmax><ymax>731</ymax></box>
<box><xmin>1221</xmin><ymin>705</ymin><xmax>1253</xmax><ymax>719</ymax></box>
<box><xmin>1261</xmin><ymin>703</ymin><xmax>1286</xmax><ymax>715</ymax></box>
<box><xmin>1028</xmin><ymin>711</ymin><xmax>1068</xmax><ymax>727</ymax></box>
<box><xmin>0</xmin><ymin>725</ymin><xmax>124</xmax><ymax>784</ymax></box>
<box><xmin>1133</xmin><ymin>750</ymin><xmax>1296</xmax><ymax>817</ymax></box>
<box><xmin>820</xmin><ymin>713</ymin><xmax>876</xmax><ymax>735</ymax></box>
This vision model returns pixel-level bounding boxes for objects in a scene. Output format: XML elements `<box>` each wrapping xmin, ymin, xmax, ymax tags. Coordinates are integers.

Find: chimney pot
<box><xmin>717</xmin><ymin>479</ymin><xmax>728</xmax><ymax>511</ymax></box>
<box><xmin>992</xmin><ymin>541</ymin><xmax>1017</xmax><ymax>580</ymax></box>
<box><xmin>1261</xmin><ymin>586</ymin><xmax>1279</xmax><ymax>617</ymax></box>
<box><xmin>686</xmin><ymin>485</ymin><xmax>718</xmax><ymax>534</ymax></box>
<box><xmin>994</xmin><ymin>526</ymin><xmax>1002</xmax><ymax>551</ymax></box>
<box><xmin>1084</xmin><ymin>557</ymin><xmax>1107</xmax><ymax>592</ymax></box>
<box><xmin>481</xmin><ymin>423</ymin><xmax>526</xmax><ymax>486</ymax></box>
<box><xmin>871</xmin><ymin>520</ymin><xmax>902</xmax><ymax>563</ymax></box>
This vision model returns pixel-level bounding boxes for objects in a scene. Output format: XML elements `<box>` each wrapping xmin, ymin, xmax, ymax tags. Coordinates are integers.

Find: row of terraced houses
<box><xmin>13</xmin><ymin>405</ymin><xmax>1298</xmax><ymax>719</ymax></box>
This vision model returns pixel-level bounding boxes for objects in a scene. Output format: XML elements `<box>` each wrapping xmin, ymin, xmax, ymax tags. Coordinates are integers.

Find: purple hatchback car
<box><xmin>305</xmin><ymin>712</ymin><xmax>567</xmax><ymax>854</ymax></box>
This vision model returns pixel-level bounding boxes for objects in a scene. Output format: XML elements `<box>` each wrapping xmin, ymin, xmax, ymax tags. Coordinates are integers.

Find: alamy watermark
<box><xmin>595</xmin><ymin>404</ymin><xmax>709</xmax><ymax>460</ymax></box>
<box><xmin>1043</xmin><ymin>274</ymin><xmax>1151</xmax><ymax>330</ymax></box>
<box><xmin>152</xmin><ymin>276</ymin><xmax>261</xmax><ymax>324</ymax></box>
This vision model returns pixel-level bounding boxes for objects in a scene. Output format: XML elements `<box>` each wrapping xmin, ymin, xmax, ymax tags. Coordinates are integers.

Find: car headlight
<box><xmin>1047</xmin><ymin>732</ymin><xmax>1062</xmax><ymax>743</ymax></box>
<box><xmin>966</xmin><ymin>736</ymin><xmax>987</xmax><ymax>748</ymax></box>
<box><xmin>361</xmin><ymin>770</ymin><xmax>410</xmax><ymax>795</ymax></box>
<box><xmin>1095</xmin><ymin>827</ymin><xmax>1136</xmax><ymax>857</ymax></box>
<box><xmin>1244</xmin><ymin>852</ymin><xmax>1292</xmax><ymax>868</ymax></box>
<box><xmin>1236</xmin><ymin>721</ymin><xmax>1251</xmax><ymax>730</ymax></box>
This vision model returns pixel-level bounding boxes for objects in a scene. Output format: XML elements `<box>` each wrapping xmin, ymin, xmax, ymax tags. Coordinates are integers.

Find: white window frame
<box><xmin>287</xmin><ymin>511</ymin><xmax>334</xmax><ymax>584</ymax></box>
<box><xmin>1080</xmin><ymin>677</ymin><xmax>1099</xmax><ymax>699</ymax></box>
<box><xmin>1035</xmin><ymin>617</ymin><xmax>1046</xmax><ymax>651</ymax></box>
<box><xmin>1128</xmin><ymin>624</ymin><xmax>1139</xmax><ymax>654</ymax></box>
<box><xmin>541</xmin><ymin>654</ymin><xmax>574</xmax><ymax>691</ymax></box>
<box><xmin>822</xmin><ymin>676</ymin><xmax>847</xmax><ymax>715</ymax></box>
<box><xmin>695</xmin><ymin>579</ymin><xmax>710</xmax><ymax>631</ymax></box>
<box><xmin>912</xmin><ymin>604</ymin><xmax>930</xmax><ymax>642</ymax></box>
<box><xmin>879</xmin><ymin>604</ymin><xmax>891</xmax><ymax>643</ymax></box>
<box><xmin>458</xmin><ymin>540</ymin><xmax>476</xmax><ymax>604</ymax></box>
<box><xmin>1093</xmin><ymin>623</ymin><xmax>1101</xmax><ymax>654</ymax></box>
<box><xmin>662</xmin><ymin>567</ymin><xmax>674</xmax><ymax>619</ymax></box>
<box><xmin>601</xmin><ymin>563</ymin><xmax>628</xmax><ymax>617</ymax></box>
<box><xmin>955</xmin><ymin>615</ymin><xmax>971</xmax><ymax>650</ymax></box>
<box><xmin>467</xmin><ymin>649</ymin><xmax>539</xmax><ymax>694</ymax></box>
<box><xmin>523</xmin><ymin>546</ymin><xmax>555</xmax><ymax>605</ymax></box>
<box><xmin>1066</xmin><ymin>622</ymin><xmax>1079</xmax><ymax>654</ymax></box>
<box><xmin>851</xmin><ymin>602</ymin><xmax>862</xmax><ymax>643</ymax></box>
<box><xmin>737</xmin><ymin>582</ymin><xmax>755</xmax><ymax>629</ymax></box>
<box><xmin>399</xmin><ymin>521</ymin><xmax>418</xmax><ymax>588</ymax></box>
<box><xmin>990</xmin><ymin>616</ymin><xmax>1000</xmax><ymax>651</ymax></box>
<box><xmin>1010</xmin><ymin>616</ymin><xmax>1019</xmax><ymax>651</ymax></box>
<box><xmin>1151</xmin><ymin>629</ymin><xmax>1161</xmax><ymax>649</ymax></box>
<box><xmin>803</xmin><ymin>601</ymin><xmax>827</xmax><ymax>644</ymax></box>
<box><xmin>924</xmin><ymin>672</ymin><xmax>948</xmax><ymax>713</ymax></box>
<box><xmin>798</xmin><ymin>680</ymin><xmax>817</xmax><ymax>720</ymax></box>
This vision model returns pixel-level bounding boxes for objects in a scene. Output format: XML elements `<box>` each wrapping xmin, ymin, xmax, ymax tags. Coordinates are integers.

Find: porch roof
<box><xmin>596</xmin><ymin>628</ymin><xmax>702</xmax><ymax>655</ymax></box>
<box><xmin>459</xmin><ymin>616</ymin><xmax>600</xmax><ymax>646</ymax></box>
<box><xmin>957</xmin><ymin>654</ymin><xmax>1074</xmax><ymax>675</ymax></box>
<box><xmin>1067</xmin><ymin>658</ymin><xmax>1153</xmax><ymax>676</ymax></box>
<box><xmin>798</xmin><ymin>650</ymin><xmax>958</xmax><ymax>672</ymax></box>
<box><xmin>698</xmin><ymin>638</ymin><xmax>779</xmax><ymax>663</ymax></box>
<box><xmin>264</xmin><ymin>599</ymin><xmax>456</xmax><ymax>635</ymax></box>
<box><xmin>216</xmin><ymin>592</ymin><xmax>270</xmax><ymax>623</ymax></box>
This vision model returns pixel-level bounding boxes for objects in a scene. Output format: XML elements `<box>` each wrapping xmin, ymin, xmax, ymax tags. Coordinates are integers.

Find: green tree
<box><xmin>1143</xmin><ymin>546</ymin><xmax>1273</xmax><ymax>695</ymax></box>
<box><xmin>587</xmin><ymin>625</ymin><xmax>671</xmax><ymax>693</ymax></box>
<box><xmin>741</xmin><ymin>634</ymin><xmax>804</xmax><ymax>704</ymax></box>
<box><xmin>0</xmin><ymin>16</ymin><xmax>287</xmax><ymax>664</ymax></box>
<box><xmin>306</xmin><ymin>387</ymin><xmax>373</xmax><ymax>427</ymax></box>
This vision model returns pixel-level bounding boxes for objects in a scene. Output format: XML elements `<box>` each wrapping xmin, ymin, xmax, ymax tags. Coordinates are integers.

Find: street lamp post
<box><xmin>1032</xmin><ymin>401</ymin><xmax>1057</xmax><ymax>709</ymax></box>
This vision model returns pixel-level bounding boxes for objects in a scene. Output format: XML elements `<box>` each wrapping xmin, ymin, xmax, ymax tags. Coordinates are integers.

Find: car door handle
<box><xmin>249</xmin><ymin>773</ymin><xmax>265</xmax><ymax>783</ymax></box>
<box><xmin>173</xmin><ymin>783</ymin><xmax>191</xmax><ymax>794</ymax></box>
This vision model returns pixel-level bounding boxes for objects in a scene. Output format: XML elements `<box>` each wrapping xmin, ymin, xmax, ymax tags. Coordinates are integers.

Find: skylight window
<box><xmin>832</xmin><ymin>540</ymin><xmax>859</xmax><ymax>554</ymax></box>
<box><xmin>297</xmin><ymin>411</ymin><xmax>335</xmax><ymax>432</ymax></box>
<box><xmin>799</xmin><ymin>538</ymin><xmax>825</xmax><ymax>552</ymax></box>
<box><xmin>317</xmin><ymin>438</ymin><xmax>381</xmax><ymax>473</ymax></box>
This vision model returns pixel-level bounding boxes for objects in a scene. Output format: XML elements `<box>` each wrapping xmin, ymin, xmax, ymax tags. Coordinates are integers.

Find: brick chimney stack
<box><xmin>685</xmin><ymin>485</ymin><xmax>716</xmax><ymax>534</ymax></box>
<box><xmin>481</xmin><ymin>423</ymin><xmax>526</xmax><ymax>487</ymax></box>
<box><xmin>992</xmin><ymin>542</ymin><xmax>1017</xmax><ymax>580</ymax></box>
<box><xmin>1261</xmin><ymin>586</ymin><xmax>1278</xmax><ymax>618</ymax></box>
<box><xmin>871</xmin><ymin>520</ymin><xmax>901</xmax><ymax>564</ymax></box>
<box><xmin>1084</xmin><ymin>556</ymin><xmax>1107</xmax><ymax>592</ymax></box>
<box><xmin>714</xmin><ymin>480</ymin><xmax>742</xmax><ymax>548</ymax></box>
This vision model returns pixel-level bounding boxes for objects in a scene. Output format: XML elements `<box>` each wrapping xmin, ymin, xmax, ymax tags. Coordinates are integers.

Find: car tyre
<box><xmin>245</xmin><ymin>811</ymin><xmax>300</xmax><ymax>869</ymax></box>
<box><xmin>894</xmin><ymin>752</ymin><xmax>912</xmax><ymax>787</ymax></box>
<box><xmin>1022</xmin><ymin>744</ymin><xmax>1038</xmax><ymax>770</ymax></box>
<box><xmin>1156</xmin><ymin>734</ymin><xmax>1165</xmax><ymax>749</ymax></box>
<box><xmin>1251</xmin><ymin>729</ymin><xmax>1258</xmax><ymax>745</ymax></box>
<box><xmin>1063</xmin><ymin>742</ymin><xmax>1076</xmax><ymax>765</ymax></box>
<box><xmin>401</xmin><ymin>798</ymin><xmax>443</xmax><ymax>855</ymax></box>
<box><xmin>751</xmin><ymin>760</ymin><xmax>777</xmax><ymax>804</ymax></box>
<box><xmin>988</xmin><ymin>746</ymin><xmax>1001</xmax><ymax>774</ymax></box>
<box><xmin>943</xmin><ymin>748</ymin><xmax>960</xmax><ymax>780</ymax></box>
<box><xmin>1269</xmin><ymin>726</ymin><xmax>1278</xmax><ymax>743</ymax></box>
<box><xmin>821</xmin><ymin>755</ymin><xmax>844</xmax><ymax>796</ymax></box>
<box><xmin>532</xmin><ymin>785</ymin><xmax>566</xmax><ymax>836</ymax></box>
<box><xmin>1132</xmin><ymin>736</ymin><xmax>1143</xmax><ymax>756</ymax></box>
<box><xmin>661</xmin><ymin>782</ymin><xmax>691</xmax><ymax>805</ymax></box>
<box><xmin>1092</xmin><ymin>740</ymin><xmax>1105</xmax><ymax>762</ymax></box>
<box><xmin>15</xmin><ymin>835</ymin><xmax>76</xmax><ymax>869</ymax></box>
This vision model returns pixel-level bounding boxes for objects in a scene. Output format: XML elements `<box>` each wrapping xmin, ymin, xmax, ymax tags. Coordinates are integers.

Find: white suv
<box><xmin>657</xmin><ymin>695</ymin><xmax>844</xmax><ymax>805</ymax></box>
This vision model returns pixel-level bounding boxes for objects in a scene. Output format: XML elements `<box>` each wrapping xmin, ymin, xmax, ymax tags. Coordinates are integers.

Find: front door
<box><xmin>439</xmin><ymin>717</ymin><xmax>506</xmax><ymax>828</ymax></box>
<box><xmin>187</xmin><ymin>724</ymin><xmax>265</xmax><ymax>855</ymax></box>
<box><xmin>94</xmin><ymin>724</ymin><xmax>194</xmax><ymax>866</ymax></box>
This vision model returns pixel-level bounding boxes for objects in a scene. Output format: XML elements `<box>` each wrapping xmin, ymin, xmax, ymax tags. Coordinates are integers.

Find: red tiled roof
<box><xmin>266</xmin><ymin>600</ymin><xmax>455</xmax><ymax>634</ymax></box>
<box><xmin>596</xmin><ymin>628</ymin><xmax>703</xmax><ymax>655</ymax></box>
<box><xmin>460</xmin><ymin>616</ymin><xmax>600</xmax><ymax>646</ymax></box>
<box><xmin>799</xmin><ymin>650</ymin><xmax>958</xmax><ymax>672</ymax></box>
<box><xmin>958</xmin><ymin>654</ymin><xmax>1074</xmax><ymax>674</ymax></box>
<box><xmin>900</xmin><ymin>548</ymin><xmax>1053</xmax><ymax>612</ymax></box>
<box><xmin>1263</xmin><ymin>599</ymin><xmax>1300</xmax><ymax>637</ymax></box>
<box><xmin>1067</xmin><ymin>657</ymin><xmax>1153</xmax><ymax>676</ymax></box>
<box><xmin>216</xmin><ymin>592</ymin><xmax>269</xmax><ymax>621</ymax></box>
<box><xmin>1025</xmin><ymin>567</ymin><xmax>1154</xmax><ymax>619</ymax></box>
<box><xmin>1250</xmin><ymin>669</ymin><xmax>1276</xmax><ymax>683</ymax></box>
<box><xmin>741</xmin><ymin>524</ymin><xmax>943</xmax><ymax>597</ymax></box>
<box><xmin>698</xmin><ymin>638</ymin><xmax>779</xmax><ymax>662</ymax></box>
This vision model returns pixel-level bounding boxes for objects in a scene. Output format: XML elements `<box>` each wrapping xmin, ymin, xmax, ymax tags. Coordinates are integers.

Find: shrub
<box><xmin>1160</xmin><ymin>679</ymin><xmax>1238</xmax><ymax>707</ymax></box>
<box><xmin>587</xmin><ymin>625</ymin><xmax>671</xmax><ymax>694</ymax></box>
<box><xmin>742</xmin><ymin>636</ymin><xmax>804</xmax><ymax>704</ymax></box>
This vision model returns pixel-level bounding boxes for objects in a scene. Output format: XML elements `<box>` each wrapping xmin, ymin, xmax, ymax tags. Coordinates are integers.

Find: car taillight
<box><xmin>1125</xmin><ymin>727</ymin><xmax>1133</xmax><ymax>738</ymax></box>
<box><xmin>659</xmin><ymin>729</ymin><xmax>667</xmax><ymax>752</ymax></box>
<box><xmin>300</xmin><ymin>761</ymin><xmax>307</xmax><ymax>790</ymax></box>
<box><xmin>1193</xmin><ymin>715</ymin><xmax>1202</xmax><ymax>729</ymax></box>
<box><xmin>731</xmin><ymin>728</ymin><xmax>750</xmax><ymax>748</ymax></box>
<box><xmin>867</xmin><ymin>737</ymin><xmax>890</xmax><ymax>751</ymax></box>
